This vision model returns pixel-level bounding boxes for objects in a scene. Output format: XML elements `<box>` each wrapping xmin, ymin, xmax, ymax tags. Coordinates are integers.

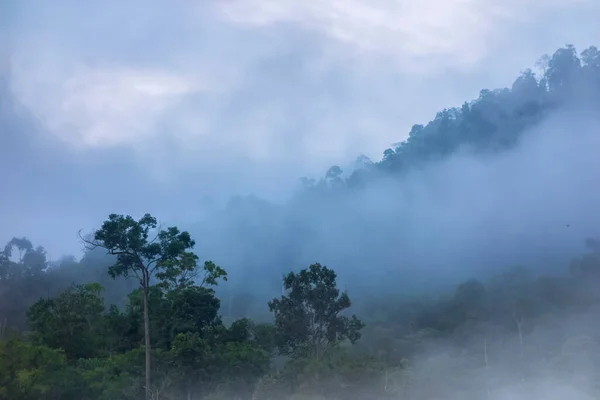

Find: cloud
<box><xmin>8</xmin><ymin>0</ymin><xmax>599</xmax><ymax>164</ymax></box>
<box><xmin>218</xmin><ymin>0</ymin><xmax>591</xmax><ymax>72</ymax></box>
<box><xmin>4</xmin><ymin>0</ymin><xmax>600</xmax><ymax>224</ymax></box>
<box><xmin>9</xmin><ymin>62</ymin><xmax>202</xmax><ymax>147</ymax></box>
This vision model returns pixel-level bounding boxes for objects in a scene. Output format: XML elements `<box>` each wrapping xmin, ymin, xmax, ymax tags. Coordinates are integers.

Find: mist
<box><xmin>5</xmin><ymin>82</ymin><xmax>598</xmax><ymax>296</ymax></box>
<box><xmin>4</xmin><ymin>0</ymin><xmax>600</xmax><ymax>261</ymax></box>
<box><xmin>186</xmin><ymin>108</ymin><xmax>600</xmax><ymax>306</ymax></box>
<box><xmin>3</xmin><ymin>2</ymin><xmax>600</xmax><ymax>398</ymax></box>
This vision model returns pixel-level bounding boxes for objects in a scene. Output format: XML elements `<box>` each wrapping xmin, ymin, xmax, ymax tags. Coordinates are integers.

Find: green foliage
<box><xmin>4</xmin><ymin>233</ymin><xmax>600</xmax><ymax>399</ymax></box>
<box><xmin>166</xmin><ymin>324</ymin><xmax>272</xmax><ymax>399</ymax></box>
<box><xmin>76</xmin><ymin>347</ymin><xmax>174</xmax><ymax>400</ymax></box>
<box><xmin>343</xmin><ymin>44</ymin><xmax>599</xmax><ymax>186</ymax></box>
<box><xmin>269</xmin><ymin>263</ymin><xmax>365</xmax><ymax>359</ymax></box>
<box><xmin>87</xmin><ymin>213</ymin><xmax>227</xmax><ymax>399</ymax></box>
<box><xmin>251</xmin><ymin>322</ymin><xmax>278</xmax><ymax>354</ymax></box>
<box><xmin>91</xmin><ymin>213</ymin><xmax>226</xmax><ymax>289</ymax></box>
<box><xmin>253</xmin><ymin>347</ymin><xmax>390</xmax><ymax>400</ymax></box>
<box><xmin>0</xmin><ymin>238</ymin><xmax>131</xmax><ymax>334</ymax></box>
<box><xmin>0</xmin><ymin>238</ymin><xmax>52</xmax><ymax>330</ymax></box>
<box><xmin>168</xmin><ymin>285</ymin><xmax>222</xmax><ymax>335</ymax></box>
<box><xmin>27</xmin><ymin>282</ymin><xmax>106</xmax><ymax>359</ymax></box>
<box><xmin>0</xmin><ymin>337</ymin><xmax>85</xmax><ymax>400</ymax></box>
<box><xmin>122</xmin><ymin>285</ymin><xmax>222</xmax><ymax>350</ymax></box>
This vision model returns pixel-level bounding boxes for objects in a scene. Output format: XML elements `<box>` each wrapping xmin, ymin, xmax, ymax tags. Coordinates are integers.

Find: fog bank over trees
<box><xmin>190</xmin><ymin>44</ymin><xmax>600</xmax><ymax>306</ymax></box>
<box><xmin>1</xmin><ymin>44</ymin><xmax>600</xmax><ymax>399</ymax></box>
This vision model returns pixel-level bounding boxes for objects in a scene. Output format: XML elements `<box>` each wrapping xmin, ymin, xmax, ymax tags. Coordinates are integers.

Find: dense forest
<box><xmin>1</xmin><ymin>44</ymin><xmax>600</xmax><ymax>399</ymax></box>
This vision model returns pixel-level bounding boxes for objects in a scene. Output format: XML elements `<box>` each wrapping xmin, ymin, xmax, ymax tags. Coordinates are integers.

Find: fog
<box><xmin>185</xmin><ymin>108</ymin><xmax>600</xmax><ymax>306</ymax></box>
<box><xmin>3</xmin><ymin>0</ymin><xmax>600</xmax><ymax>262</ymax></box>
<box><xmin>3</xmin><ymin>82</ymin><xmax>600</xmax><ymax>291</ymax></box>
<box><xmin>385</xmin><ymin>308</ymin><xmax>600</xmax><ymax>400</ymax></box>
<box><xmin>3</xmin><ymin>53</ymin><xmax>600</xmax><ymax>312</ymax></box>
<box><xmin>3</xmin><ymin>2</ymin><xmax>600</xmax><ymax>399</ymax></box>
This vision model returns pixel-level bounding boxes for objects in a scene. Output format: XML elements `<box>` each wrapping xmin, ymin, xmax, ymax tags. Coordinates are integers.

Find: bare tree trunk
<box><xmin>143</xmin><ymin>279</ymin><xmax>152</xmax><ymax>400</ymax></box>
<box><xmin>514</xmin><ymin>313</ymin><xmax>524</xmax><ymax>355</ymax></box>
<box><xmin>513</xmin><ymin>312</ymin><xmax>525</xmax><ymax>384</ymax></box>
<box><xmin>484</xmin><ymin>338</ymin><xmax>490</xmax><ymax>399</ymax></box>
<box><xmin>384</xmin><ymin>369</ymin><xmax>388</xmax><ymax>393</ymax></box>
<box><xmin>484</xmin><ymin>339</ymin><xmax>489</xmax><ymax>367</ymax></box>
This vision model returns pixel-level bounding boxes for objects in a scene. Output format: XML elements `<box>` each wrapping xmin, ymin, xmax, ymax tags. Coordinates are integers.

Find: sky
<box><xmin>2</xmin><ymin>0</ymin><xmax>600</xmax><ymax>259</ymax></box>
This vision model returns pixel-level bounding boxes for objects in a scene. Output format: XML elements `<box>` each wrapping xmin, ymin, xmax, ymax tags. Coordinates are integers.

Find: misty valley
<box><xmin>2</xmin><ymin>44</ymin><xmax>600</xmax><ymax>400</ymax></box>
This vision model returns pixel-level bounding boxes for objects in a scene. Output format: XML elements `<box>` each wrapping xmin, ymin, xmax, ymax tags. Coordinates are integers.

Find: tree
<box><xmin>535</xmin><ymin>54</ymin><xmax>551</xmax><ymax>76</ymax></box>
<box><xmin>27</xmin><ymin>283</ymin><xmax>105</xmax><ymax>359</ymax></box>
<box><xmin>169</xmin><ymin>318</ymin><xmax>272</xmax><ymax>400</ymax></box>
<box><xmin>81</xmin><ymin>213</ymin><xmax>226</xmax><ymax>399</ymax></box>
<box><xmin>546</xmin><ymin>44</ymin><xmax>581</xmax><ymax>92</ymax></box>
<box><xmin>581</xmin><ymin>46</ymin><xmax>600</xmax><ymax>72</ymax></box>
<box><xmin>268</xmin><ymin>263</ymin><xmax>364</xmax><ymax>360</ymax></box>
<box><xmin>0</xmin><ymin>337</ymin><xmax>84</xmax><ymax>400</ymax></box>
<box><xmin>124</xmin><ymin>284</ymin><xmax>222</xmax><ymax>351</ymax></box>
<box><xmin>325</xmin><ymin>165</ymin><xmax>343</xmax><ymax>180</ymax></box>
<box><xmin>0</xmin><ymin>238</ymin><xmax>51</xmax><ymax>331</ymax></box>
<box><xmin>168</xmin><ymin>285</ymin><xmax>222</xmax><ymax>337</ymax></box>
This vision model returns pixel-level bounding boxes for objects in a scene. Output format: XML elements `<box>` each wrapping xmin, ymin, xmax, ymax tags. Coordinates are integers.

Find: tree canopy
<box><xmin>269</xmin><ymin>263</ymin><xmax>364</xmax><ymax>359</ymax></box>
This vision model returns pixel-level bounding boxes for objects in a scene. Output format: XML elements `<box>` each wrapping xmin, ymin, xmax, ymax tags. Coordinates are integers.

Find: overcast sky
<box><xmin>2</xmin><ymin>0</ymin><xmax>600</xmax><ymax>258</ymax></box>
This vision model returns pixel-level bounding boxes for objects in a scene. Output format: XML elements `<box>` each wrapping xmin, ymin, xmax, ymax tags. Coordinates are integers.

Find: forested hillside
<box><xmin>191</xmin><ymin>43</ymin><xmax>600</xmax><ymax>312</ymax></box>
<box><xmin>371</xmin><ymin>44</ymin><xmax>599</xmax><ymax>174</ymax></box>
<box><xmin>1</xmin><ymin>44</ymin><xmax>600</xmax><ymax>400</ymax></box>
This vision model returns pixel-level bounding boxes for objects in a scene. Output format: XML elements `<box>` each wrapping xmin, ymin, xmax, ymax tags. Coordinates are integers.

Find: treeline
<box><xmin>355</xmin><ymin>44</ymin><xmax>600</xmax><ymax>182</ymax></box>
<box><xmin>293</xmin><ymin>43</ymin><xmax>600</xmax><ymax>191</ymax></box>
<box><xmin>0</xmin><ymin>214</ymin><xmax>370</xmax><ymax>400</ymax></box>
<box><xmin>2</xmin><ymin>217</ymin><xmax>600</xmax><ymax>399</ymax></box>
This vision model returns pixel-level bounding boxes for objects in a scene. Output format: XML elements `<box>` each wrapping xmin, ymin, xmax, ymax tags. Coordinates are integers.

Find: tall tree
<box><xmin>81</xmin><ymin>213</ymin><xmax>226</xmax><ymax>399</ymax></box>
<box><xmin>268</xmin><ymin>263</ymin><xmax>364</xmax><ymax>360</ymax></box>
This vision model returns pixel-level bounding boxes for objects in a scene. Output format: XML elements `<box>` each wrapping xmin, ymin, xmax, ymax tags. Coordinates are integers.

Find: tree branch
<box><xmin>147</xmin><ymin>223</ymin><xmax>162</xmax><ymax>246</ymax></box>
<box><xmin>78</xmin><ymin>229</ymin><xmax>101</xmax><ymax>251</ymax></box>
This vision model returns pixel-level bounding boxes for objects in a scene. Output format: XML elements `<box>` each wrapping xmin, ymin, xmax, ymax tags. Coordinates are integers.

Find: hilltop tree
<box><xmin>81</xmin><ymin>213</ymin><xmax>226</xmax><ymax>399</ymax></box>
<box><xmin>268</xmin><ymin>263</ymin><xmax>364</xmax><ymax>360</ymax></box>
